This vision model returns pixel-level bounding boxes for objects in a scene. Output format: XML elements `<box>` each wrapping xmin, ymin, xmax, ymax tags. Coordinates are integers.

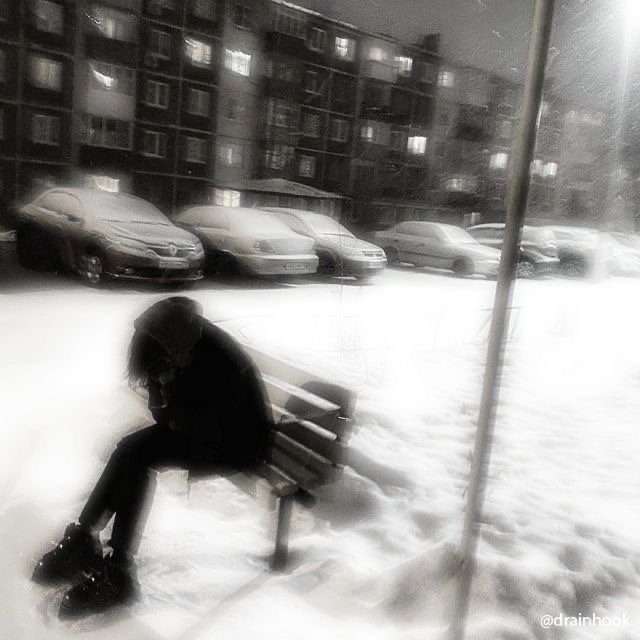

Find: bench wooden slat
<box><xmin>272</xmin><ymin>431</ymin><xmax>338</xmax><ymax>481</ymax></box>
<box><xmin>274</xmin><ymin>412</ymin><xmax>346</xmax><ymax>464</ymax></box>
<box><xmin>268</xmin><ymin>449</ymin><xmax>320</xmax><ymax>489</ymax></box>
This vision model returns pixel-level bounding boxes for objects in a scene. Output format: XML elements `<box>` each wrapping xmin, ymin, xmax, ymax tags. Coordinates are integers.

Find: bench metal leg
<box><xmin>271</xmin><ymin>495</ymin><xmax>293</xmax><ymax>571</ymax></box>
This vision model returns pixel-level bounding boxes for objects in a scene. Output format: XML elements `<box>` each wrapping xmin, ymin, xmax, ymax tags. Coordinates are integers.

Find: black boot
<box><xmin>58</xmin><ymin>553</ymin><xmax>139</xmax><ymax>620</ymax></box>
<box><xmin>32</xmin><ymin>523</ymin><xmax>103</xmax><ymax>585</ymax></box>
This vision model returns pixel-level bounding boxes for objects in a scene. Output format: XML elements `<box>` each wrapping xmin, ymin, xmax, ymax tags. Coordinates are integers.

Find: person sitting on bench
<box><xmin>32</xmin><ymin>296</ymin><xmax>272</xmax><ymax>619</ymax></box>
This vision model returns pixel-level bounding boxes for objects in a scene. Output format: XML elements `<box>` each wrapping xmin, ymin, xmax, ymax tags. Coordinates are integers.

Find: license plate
<box><xmin>285</xmin><ymin>263</ymin><xmax>305</xmax><ymax>270</ymax></box>
<box><xmin>159</xmin><ymin>258</ymin><xmax>188</xmax><ymax>269</ymax></box>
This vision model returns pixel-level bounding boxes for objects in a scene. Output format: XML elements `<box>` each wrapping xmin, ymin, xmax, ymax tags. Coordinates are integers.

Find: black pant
<box><xmin>79</xmin><ymin>424</ymin><xmax>193</xmax><ymax>561</ymax></box>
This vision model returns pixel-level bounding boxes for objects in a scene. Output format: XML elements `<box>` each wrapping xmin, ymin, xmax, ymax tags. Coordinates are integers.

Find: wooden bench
<box><xmin>226</xmin><ymin>346</ymin><xmax>356</xmax><ymax>570</ymax></box>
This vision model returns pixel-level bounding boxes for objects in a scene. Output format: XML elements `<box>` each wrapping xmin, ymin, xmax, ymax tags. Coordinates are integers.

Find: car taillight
<box><xmin>253</xmin><ymin>240</ymin><xmax>275</xmax><ymax>253</ymax></box>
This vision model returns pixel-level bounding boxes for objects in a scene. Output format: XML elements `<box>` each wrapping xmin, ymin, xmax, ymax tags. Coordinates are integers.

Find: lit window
<box><xmin>190</xmin><ymin>0</ymin><xmax>215</xmax><ymax>20</ymax></box>
<box><xmin>214</xmin><ymin>189</ymin><xmax>240</xmax><ymax>207</ymax></box>
<box><xmin>144</xmin><ymin>80</ymin><xmax>169</xmax><ymax>108</ymax></box>
<box><xmin>32</xmin><ymin>0</ymin><xmax>64</xmax><ymax>35</ymax></box>
<box><xmin>489</xmin><ymin>152</ymin><xmax>508</xmax><ymax>169</ymax></box>
<box><xmin>298</xmin><ymin>155</ymin><xmax>315</xmax><ymax>178</ymax></box>
<box><xmin>29</xmin><ymin>55</ymin><xmax>63</xmax><ymax>91</ymax></box>
<box><xmin>308</xmin><ymin>27</ymin><xmax>325</xmax><ymax>52</ymax></box>
<box><xmin>224</xmin><ymin>49</ymin><xmax>251</xmax><ymax>76</ymax></box>
<box><xmin>394</xmin><ymin>55</ymin><xmax>412</xmax><ymax>76</ymax></box>
<box><xmin>361</xmin><ymin>124</ymin><xmax>373</xmax><ymax>142</ymax></box>
<box><xmin>186</xmin><ymin>87</ymin><xmax>210</xmax><ymax>116</ymax></box>
<box><xmin>81</xmin><ymin>115</ymin><xmax>132</xmax><ymax>149</ymax></box>
<box><xmin>335</xmin><ymin>36</ymin><xmax>355</xmax><ymax>61</ymax></box>
<box><xmin>368</xmin><ymin>47</ymin><xmax>386</xmax><ymax>62</ymax></box>
<box><xmin>141</xmin><ymin>129</ymin><xmax>167</xmax><ymax>157</ymax></box>
<box><xmin>184</xmin><ymin>136</ymin><xmax>207</xmax><ymax>163</ymax></box>
<box><xmin>217</xmin><ymin>141</ymin><xmax>243</xmax><ymax>166</ymax></box>
<box><xmin>302</xmin><ymin>111</ymin><xmax>321</xmax><ymax>138</ymax></box>
<box><xmin>542</xmin><ymin>162</ymin><xmax>557</xmax><ymax>177</ymax></box>
<box><xmin>149</xmin><ymin>29</ymin><xmax>171</xmax><ymax>59</ymax></box>
<box><xmin>531</xmin><ymin>159</ymin><xmax>544</xmax><ymax>175</ymax></box>
<box><xmin>31</xmin><ymin>113</ymin><xmax>60</xmax><ymax>145</ymax></box>
<box><xmin>233</xmin><ymin>4</ymin><xmax>250</xmax><ymax>28</ymax></box>
<box><xmin>407</xmin><ymin>135</ymin><xmax>427</xmax><ymax>155</ymax></box>
<box><xmin>88</xmin><ymin>61</ymin><xmax>134</xmax><ymax>95</ymax></box>
<box><xmin>184</xmin><ymin>37</ymin><xmax>212</xmax><ymax>67</ymax></box>
<box><xmin>330</xmin><ymin>118</ymin><xmax>349</xmax><ymax>142</ymax></box>
<box><xmin>88</xmin><ymin>4</ymin><xmax>136</xmax><ymax>42</ymax></box>
<box><xmin>437</xmin><ymin>70</ymin><xmax>455</xmax><ymax>87</ymax></box>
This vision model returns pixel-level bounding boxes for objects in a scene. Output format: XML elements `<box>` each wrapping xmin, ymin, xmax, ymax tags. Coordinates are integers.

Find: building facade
<box><xmin>0</xmin><ymin>0</ymin><xmax>612</xmax><ymax>229</ymax></box>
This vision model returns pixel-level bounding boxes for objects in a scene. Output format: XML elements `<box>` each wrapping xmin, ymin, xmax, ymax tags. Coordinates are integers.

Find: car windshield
<box><xmin>551</xmin><ymin>228</ymin><xmax>597</xmax><ymax>241</ymax></box>
<box><xmin>610</xmin><ymin>233</ymin><xmax>640</xmax><ymax>248</ymax></box>
<box><xmin>231</xmin><ymin>212</ymin><xmax>292</xmax><ymax>234</ymax></box>
<box><xmin>94</xmin><ymin>196</ymin><xmax>171</xmax><ymax>225</ymax></box>
<box><xmin>439</xmin><ymin>225</ymin><xmax>477</xmax><ymax>243</ymax></box>
<box><xmin>305</xmin><ymin>215</ymin><xmax>355</xmax><ymax>237</ymax></box>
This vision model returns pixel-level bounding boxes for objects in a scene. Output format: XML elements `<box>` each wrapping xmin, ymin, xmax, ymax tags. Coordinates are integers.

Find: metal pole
<box><xmin>448</xmin><ymin>1</ymin><xmax>556</xmax><ymax>638</ymax></box>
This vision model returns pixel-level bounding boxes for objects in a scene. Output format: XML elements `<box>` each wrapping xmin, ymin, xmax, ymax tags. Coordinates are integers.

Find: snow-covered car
<box><xmin>605</xmin><ymin>232</ymin><xmax>640</xmax><ymax>276</ymax></box>
<box><xmin>374</xmin><ymin>221</ymin><xmax>501</xmax><ymax>277</ymax></box>
<box><xmin>261</xmin><ymin>207</ymin><xmax>387</xmax><ymax>281</ymax></box>
<box><xmin>544</xmin><ymin>225</ymin><xmax>600</xmax><ymax>277</ymax></box>
<box><xmin>173</xmin><ymin>205</ymin><xmax>319</xmax><ymax>276</ymax></box>
<box><xmin>467</xmin><ymin>223</ymin><xmax>559</xmax><ymax>277</ymax></box>
<box><xmin>15</xmin><ymin>188</ymin><xmax>205</xmax><ymax>285</ymax></box>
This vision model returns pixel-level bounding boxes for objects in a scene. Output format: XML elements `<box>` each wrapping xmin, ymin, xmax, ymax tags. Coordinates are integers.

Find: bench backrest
<box><xmin>245</xmin><ymin>346</ymin><xmax>355</xmax><ymax>494</ymax></box>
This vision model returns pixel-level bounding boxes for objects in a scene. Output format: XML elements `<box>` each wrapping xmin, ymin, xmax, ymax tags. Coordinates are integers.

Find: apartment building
<box><xmin>0</xmin><ymin>0</ymin><xmax>611</xmax><ymax>228</ymax></box>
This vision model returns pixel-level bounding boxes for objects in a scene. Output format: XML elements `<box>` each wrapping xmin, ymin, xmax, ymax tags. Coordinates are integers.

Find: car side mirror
<box><xmin>66</xmin><ymin>213</ymin><xmax>83</xmax><ymax>224</ymax></box>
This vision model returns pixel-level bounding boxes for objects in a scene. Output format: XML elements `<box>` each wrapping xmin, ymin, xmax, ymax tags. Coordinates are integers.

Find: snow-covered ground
<box><xmin>1</xmin><ymin>268</ymin><xmax>640</xmax><ymax>640</ymax></box>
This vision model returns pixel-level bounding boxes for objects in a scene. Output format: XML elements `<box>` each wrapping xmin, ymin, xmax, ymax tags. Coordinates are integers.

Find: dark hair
<box><xmin>127</xmin><ymin>330</ymin><xmax>171</xmax><ymax>388</ymax></box>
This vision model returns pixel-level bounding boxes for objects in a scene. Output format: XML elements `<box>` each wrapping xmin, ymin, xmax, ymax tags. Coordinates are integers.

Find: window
<box><xmin>224</xmin><ymin>49</ymin><xmax>251</xmax><ymax>76</ymax></box>
<box><xmin>29</xmin><ymin>55</ymin><xmax>63</xmax><ymax>91</ymax></box>
<box><xmin>495</xmin><ymin>119</ymin><xmax>512</xmax><ymax>139</ymax></box>
<box><xmin>274</xmin><ymin>7</ymin><xmax>305</xmax><ymax>38</ymax></box>
<box><xmin>265</xmin><ymin>144</ymin><xmax>293</xmax><ymax>170</ymax></box>
<box><xmin>267</xmin><ymin>99</ymin><xmax>298</xmax><ymax>129</ymax></box>
<box><xmin>394</xmin><ymin>55</ymin><xmax>412</xmax><ymax>76</ymax></box>
<box><xmin>89</xmin><ymin>61</ymin><xmax>134</xmax><ymax>95</ymax></box>
<box><xmin>148</xmin><ymin>0</ymin><xmax>175</xmax><ymax>16</ymax></box>
<box><xmin>149</xmin><ymin>29</ymin><xmax>171</xmax><ymax>59</ymax></box>
<box><xmin>330</xmin><ymin>118</ymin><xmax>349</xmax><ymax>142</ymax></box>
<box><xmin>407</xmin><ymin>135</ymin><xmax>427</xmax><ymax>155</ymax></box>
<box><xmin>184</xmin><ymin>136</ymin><xmax>207</xmax><ymax>163</ymax></box>
<box><xmin>308</xmin><ymin>27</ymin><xmax>325</xmax><ymax>52</ymax></box>
<box><xmin>531</xmin><ymin>158</ymin><xmax>544</xmax><ymax>175</ymax></box>
<box><xmin>0</xmin><ymin>50</ymin><xmax>6</xmax><ymax>82</ymax></box>
<box><xmin>81</xmin><ymin>115</ymin><xmax>132</xmax><ymax>149</ymax></box>
<box><xmin>368</xmin><ymin>47</ymin><xmax>386</xmax><ymax>62</ymax></box>
<box><xmin>186</xmin><ymin>87</ymin><xmax>210</xmax><ymax>116</ymax></box>
<box><xmin>335</xmin><ymin>36</ymin><xmax>355</xmax><ymax>61</ymax></box>
<box><xmin>490</xmin><ymin>152</ymin><xmax>508</xmax><ymax>169</ymax></box>
<box><xmin>32</xmin><ymin>114</ymin><xmax>60</xmax><ymax>145</ymax></box>
<box><xmin>217</xmin><ymin>141</ymin><xmax>243</xmax><ymax>166</ymax></box>
<box><xmin>233</xmin><ymin>4</ymin><xmax>250</xmax><ymax>28</ymax></box>
<box><xmin>304</xmin><ymin>70</ymin><xmax>321</xmax><ymax>94</ymax></box>
<box><xmin>0</xmin><ymin>108</ymin><xmax>3</xmax><ymax>140</ymax></box>
<box><xmin>390</xmin><ymin>130</ymin><xmax>405</xmax><ymax>151</ymax></box>
<box><xmin>87</xmin><ymin>5</ymin><xmax>136</xmax><ymax>42</ymax></box>
<box><xmin>224</xmin><ymin>97</ymin><xmax>246</xmax><ymax>121</ymax></box>
<box><xmin>214</xmin><ymin>189</ymin><xmax>240</xmax><ymax>207</ymax></box>
<box><xmin>267</xmin><ymin>60</ymin><xmax>297</xmax><ymax>82</ymax></box>
<box><xmin>190</xmin><ymin>0</ymin><xmax>215</xmax><ymax>20</ymax></box>
<box><xmin>302</xmin><ymin>111</ymin><xmax>321</xmax><ymax>138</ymax></box>
<box><xmin>419</xmin><ymin>61</ymin><xmax>435</xmax><ymax>83</ymax></box>
<box><xmin>542</xmin><ymin>162</ymin><xmax>558</xmax><ymax>178</ymax></box>
<box><xmin>144</xmin><ymin>79</ymin><xmax>169</xmax><ymax>108</ymax></box>
<box><xmin>437</xmin><ymin>70</ymin><xmax>455</xmax><ymax>87</ymax></box>
<box><xmin>32</xmin><ymin>0</ymin><xmax>64</xmax><ymax>35</ymax></box>
<box><xmin>141</xmin><ymin>130</ymin><xmax>167</xmax><ymax>157</ymax></box>
<box><xmin>184</xmin><ymin>37</ymin><xmax>212</xmax><ymax>67</ymax></box>
<box><xmin>298</xmin><ymin>155</ymin><xmax>315</xmax><ymax>178</ymax></box>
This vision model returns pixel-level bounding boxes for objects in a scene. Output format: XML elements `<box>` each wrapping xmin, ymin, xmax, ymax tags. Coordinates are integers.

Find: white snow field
<box><xmin>1</xmin><ymin>269</ymin><xmax>640</xmax><ymax>640</ymax></box>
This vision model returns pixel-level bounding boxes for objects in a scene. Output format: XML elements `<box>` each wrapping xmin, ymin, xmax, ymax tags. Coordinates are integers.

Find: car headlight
<box><xmin>253</xmin><ymin>240</ymin><xmax>275</xmax><ymax>253</ymax></box>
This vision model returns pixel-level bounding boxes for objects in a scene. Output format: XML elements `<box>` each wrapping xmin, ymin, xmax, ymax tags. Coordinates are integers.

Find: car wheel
<box><xmin>16</xmin><ymin>226</ymin><xmax>56</xmax><ymax>271</ymax></box>
<box><xmin>516</xmin><ymin>260</ymin><xmax>535</xmax><ymax>278</ymax></box>
<box><xmin>354</xmin><ymin>273</ymin><xmax>374</xmax><ymax>284</ymax></box>
<box><xmin>383</xmin><ymin>246</ymin><xmax>399</xmax><ymax>264</ymax></box>
<box><xmin>78</xmin><ymin>251</ymin><xmax>105</xmax><ymax>286</ymax></box>
<box><xmin>317</xmin><ymin>250</ymin><xmax>336</xmax><ymax>276</ymax></box>
<box><xmin>560</xmin><ymin>256</ymin><xmax>587</xmax><ymax>278</ymax></box>
<box><xmin>452</xmin><ymin>257</ymin><xmax>472</xmax><ymax>277</ymax></box>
